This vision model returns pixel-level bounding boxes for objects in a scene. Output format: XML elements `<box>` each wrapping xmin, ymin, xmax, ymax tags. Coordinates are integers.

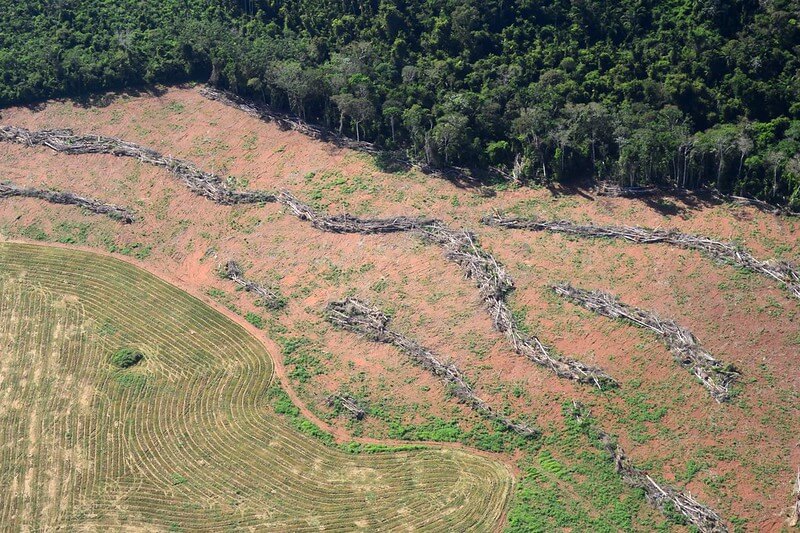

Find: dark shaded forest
<box><xmin>1</xmin><ymin>0</ymin><xmax>798</xmax><ymax>204</ymax></box>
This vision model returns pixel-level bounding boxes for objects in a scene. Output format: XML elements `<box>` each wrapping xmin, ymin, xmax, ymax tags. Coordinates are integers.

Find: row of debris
<box><xmin>0</xmin><ymin>181</ymin><xmax>134</xmax><ymax>223</ymax></box>
<box><xmin>571</xmin><ymin>401</ymin><xmax>729</xmax><ymax>533</ymax></box>
<box><xmin>485</xmin><ymin>212</ymin><xmax>800</xmax><ymax>301</ymax></box>
<box><xmin>325</xmin><ymin>297</ymin><xmax>539</xmax><ymax>438</ymax></box>
<box><xmin>553</xmin><ymin>284</ymin><xmax>739</xmax><ymax>402</ymax></box>
<box><xmin>0</xmin><ymin>125</ymin><xmax>276</xmax><ymax>205</ymax></box>
<box><xmin>322</xmin><ymin>294</ymin><xmax>730</xmax><ymax>531</ymax></box>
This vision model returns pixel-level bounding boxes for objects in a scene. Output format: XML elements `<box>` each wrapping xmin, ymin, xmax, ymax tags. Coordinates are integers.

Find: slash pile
<box><xmin>224</xmin><ymin>260</ymin><xmax>285</xmax><ymax>309</ymax></box>
<box><xmin>571</xmin><ymin>402</ymin><xmax>729</xmax><ymax>533</ymax></box>
<box><xmin>326</xmin><ymin>297</ymin><xmax>539</xmax><ymax>438</ymax></box>
<box><xmin>485</xmin><ymin>213</ymin><xmax>800</xmax><ymax>301</ymax></box>
<box><xmin>0</xmin><ymin>181</ymin><xmax>134</xmax><ymax>223</ymax></box>
<box><xmin>553</xmin><ymin>283</ymin><xmax>739</xmax><ymax>402</ymax></box>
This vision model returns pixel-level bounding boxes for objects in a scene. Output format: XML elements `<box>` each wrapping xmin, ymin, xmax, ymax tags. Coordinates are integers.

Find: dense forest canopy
<box><xmin>1</xmin><ymin>0</ymin><xmax>799</xmax><ymax>204</ymax></box>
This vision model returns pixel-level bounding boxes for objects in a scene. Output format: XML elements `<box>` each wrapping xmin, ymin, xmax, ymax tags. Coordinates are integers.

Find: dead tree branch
<box><xmin>325</xmin><ymin>394</ymin><xmax>366</xmax><ymax>420</ymax></box>
<box><xmin>571</xmin><ymin>402</ymin><xmax>729</xmax><ymax>533</ymax></box>
<box><xmin>326</xmin><ymin>297</ymin><xmax>539</xmax><ymax>438</ymax></box>
<box><xmin>0</xmin><ymin>181</ymin><xmax>134</xmax><ymax>223</ymax></box>
<box><xmin>224</xmin><ymin>260</ymin><xmax>285</xmax><ymax>309</ymax></box>
<box><xmin>485</xmin><ymin>213</ymin><xmax>800</xmax><ymax>301</ymax></box>
<box><xmin>0</xmin><ymin>125</ymin><xmax>276</xmax><ymax>205</ymax></box>
<box><xmin>554</xmin><ymin>284</ymin><xmax>739</xmax><ymax>402</ymax></box>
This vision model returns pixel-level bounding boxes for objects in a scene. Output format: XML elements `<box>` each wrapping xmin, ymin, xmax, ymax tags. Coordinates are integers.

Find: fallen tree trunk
<box><xmin>595</xmin><ymin>181</ymin><xmax>662</xmax><ymax>198</ymax></box>
<box><xmin>571</xmin><ymin>401</ymin><xmax>729</xmax><ymax>533</ymax></box>
<box><xmin>326</xmin><ymin>297</ymin><xmax>539</xmax><ymax>438</ymax></box>
<box><xmin>325</xmin><ymin>393</ymin><xmax>366</xmax><ymax>420</ymax></box>
<box><xmin>0</xmin><ymin>181</ymin><xmax>134</xmax><ymax>223</ymax></box>
<box><xmin>553</xmin><ymin>283</ymin><xmax>739</xmax><ymax>402</ymax></box>
<box><xmin>224</xmin><ymin>260</ymin><xmax>285</xmax><ymax>309</ymax></box>
<box><xmin>0</xmin><ymin>125</ymin><xmax>276</xmax><ymax>205</ymax></box>
<box><xmin>485</xmin><ymin>213</ymin><xmax>800</xmax><ymax>302</ymax></box>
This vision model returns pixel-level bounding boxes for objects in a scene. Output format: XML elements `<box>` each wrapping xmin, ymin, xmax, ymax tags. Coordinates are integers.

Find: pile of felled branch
<box><xmin>728</xmin><ymin>195</ymin><xmax>800</xmax><ymax>217</ymax></box>
<box><xmin>276</xmin><ymin>191</ymin><xmax>436</xmax><ymax>233</ymax></box>
<box><xmin>224</xmin><ymin>260</ymin><xmax>285</xmax><ymax>309</ymax></box>
<box><xmin>420</xmin><ymin>225</ymin><xmax>618</xmax><ymax>389</ymax></box>
<box><xmin>326</xmin><ymin>297</ymin><xmax>539</xmax><ymax>438</ymax></box>
<box><xmin>572</xmin><ymin>402</ymin><xmax>728</xmax><ymax>533</ymax></box>
<box><xmin>0</xmin><ymin>125</ymin><xmax>276</xmax><ymax>205</ymax></box>
<box><xmin>0</xmin><ymin>181</ymin><xmax>134</xmax><ymax>223</ymax></box>
<box><xmin>553</xmin><ymin>284</ymin><xmax>739</xmax><ymax>402</ymax></box>
<box><xmin>485</xmin><ymin>213</ymin><xmax>800</xmax><ymax>301</ymax></box>
<box><xmin>325</xmin><ymin>393</ymin><xmax>366</xmax><ymax>420</ymax></box>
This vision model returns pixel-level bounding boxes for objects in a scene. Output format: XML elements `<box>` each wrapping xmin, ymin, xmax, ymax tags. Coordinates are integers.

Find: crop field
<box><xmin>0</xmin><ymin>242</ymin><xmax>512</xmax><ymax>530</ymax></box>
<box><xmin>1</xmin><ymin>86</ymin><xmax>800</xmax><ymax>531</ymax></box>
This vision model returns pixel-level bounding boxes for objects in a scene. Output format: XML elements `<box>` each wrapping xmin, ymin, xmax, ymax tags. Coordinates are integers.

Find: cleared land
<box><xmin>0</xmin><ymin>242</ymin><xmax>512</xmax><ymax>530</ymax></box>
<box><xmin>0</xmin><ymin>86</ymin><xmax>799</xmax><ymax>530</ymax></box>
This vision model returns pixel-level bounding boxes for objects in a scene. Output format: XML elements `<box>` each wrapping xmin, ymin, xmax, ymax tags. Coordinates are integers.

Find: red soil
<box><xmin>1</xmin><ymin>85</ymin><xmax>798</xmax><ymax>527</ymax></box>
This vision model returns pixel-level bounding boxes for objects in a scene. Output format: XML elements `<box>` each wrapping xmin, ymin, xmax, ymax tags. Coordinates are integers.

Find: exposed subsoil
<box><xmin>1</xmin><ymin>85</ymin><xmax>798</xmax><ymax>528</ymax></box>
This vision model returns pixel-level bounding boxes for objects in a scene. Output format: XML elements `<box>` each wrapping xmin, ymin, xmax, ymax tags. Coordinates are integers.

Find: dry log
<box><xmin>572</xmin><ymin>401</ymin><xmax>728</xmax><ymax>533</ymax></box>
<box><xmin>595</xmin><ymin>181</ymin><xmax>661</xmax><ymax>198</ymax></box>
<box><xmin>0</xmin><ymin>181</ymin><xmax>134</xmax><ymax>223</ymax></box>
<box><xmin>485</xmin><ymin>213</ymin><xmax>800</xmax><ymax>302</ymax></box>
<box><xmin>326</xmin><ymin>297</ymin><xmax>539</xmax><ymax>438</ymax></box>
<box><xmin>224</xmin><ymin>260</ymin><xmax>284</xmax><ymax>309</ymax></box>
<box><xmin>554</xmin><ymin>284</ymin><xmax>739</xmax><ymax>402</ymax></box>
<box><xmin>0</xmin><ymin>125</ymin><xmax>276</xmax><ymax>205</ymax></box>
<box><xmin>325</xmin><ymin>394</ymin><xmax>366</xmax><ymax>420</ymax></box>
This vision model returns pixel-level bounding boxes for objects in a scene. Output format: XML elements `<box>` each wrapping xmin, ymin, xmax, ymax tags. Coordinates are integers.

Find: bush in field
<box><xmin>110</xmin><ymin>347</ymin><xmax>143</xmax><ymax>368</ymax></box>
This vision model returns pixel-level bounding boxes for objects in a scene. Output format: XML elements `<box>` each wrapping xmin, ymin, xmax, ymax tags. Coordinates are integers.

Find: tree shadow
<box><xmin>16</xmin><ymin>84</ymin><xmax>174</xmax><ymax>114</ymax></box>
<box><xmin>545</xmin><ymin>181</ymin><xmax>595</xmax><ymax>201</ymax></box>
<box><xmin>72</xmin><ymin>85</ymin><xmax>169</xmax><ymax>109</ymax></box>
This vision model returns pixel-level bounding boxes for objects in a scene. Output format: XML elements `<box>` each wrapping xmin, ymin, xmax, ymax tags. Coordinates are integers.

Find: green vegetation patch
<box><xmin>110</xmin><ymin>347</ymin><xmax>144</xmax><ymax>368</ymax></box>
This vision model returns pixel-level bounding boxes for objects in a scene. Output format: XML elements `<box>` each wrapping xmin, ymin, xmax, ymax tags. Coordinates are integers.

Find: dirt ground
<box><xmin>1</xmin><ymin>85</ymin><xmax>799</xmax><ymax>529</ymax></box>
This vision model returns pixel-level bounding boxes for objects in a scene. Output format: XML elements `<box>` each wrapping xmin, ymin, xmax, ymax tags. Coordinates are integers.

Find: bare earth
<box><xmin>1</xmin><ymin>85</ymin><xmax>798</xmax><ymax>530</ymax></box>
